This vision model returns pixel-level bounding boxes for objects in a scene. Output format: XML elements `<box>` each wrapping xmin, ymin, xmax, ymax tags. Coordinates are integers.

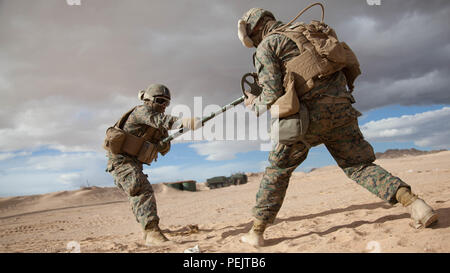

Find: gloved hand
<box><xmin>182</xmin><ymin>117</ymin><xmax>202</xmax><ymax>130</ymax></box>
<box><xmin>157</xmin><ymin>141</ymin><xmax>170</xmax><ymax>156</ymax></box>
<box><xmin>244</xmin><ymin>91</ymin><xmax>257</xmax><ymax>110</ymax></box>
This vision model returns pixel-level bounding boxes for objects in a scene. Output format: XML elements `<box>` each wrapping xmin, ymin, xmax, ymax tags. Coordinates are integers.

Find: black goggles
<box><xmin>153</xmin><ymin>96</ymin><xmax>170</xmax><ymax>106</ymax></box>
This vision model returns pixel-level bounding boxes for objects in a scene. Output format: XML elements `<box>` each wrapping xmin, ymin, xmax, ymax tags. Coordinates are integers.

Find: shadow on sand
<box><xmin>219</xmin><ymin>201</ymin><xmax>425</xmax><ymax>246</ymax></box>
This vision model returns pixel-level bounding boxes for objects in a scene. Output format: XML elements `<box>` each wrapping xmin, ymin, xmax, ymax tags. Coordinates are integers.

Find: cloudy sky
<box><xmin>0</xmin><ymin>0</ymin><xmax>449</xmax><ymax>196</ymax></box>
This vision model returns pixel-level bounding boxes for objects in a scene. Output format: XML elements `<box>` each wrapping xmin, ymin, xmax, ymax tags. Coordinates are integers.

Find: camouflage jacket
<box><xmin>251</xmin><ymin>21</ymin><xmax>355</xmax><ymax>115</ymax></box>
<box><xmin>107</xmin><ymin>103</ymin><xmax>181</xmax><ymax>163</ymax></box>
<box><xmin>123</xmin><ymin>103</ymin><xmax>180</xmax><ymax>136</ymax></box>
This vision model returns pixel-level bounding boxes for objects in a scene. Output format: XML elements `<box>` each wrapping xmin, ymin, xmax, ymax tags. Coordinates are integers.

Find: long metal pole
<box><xmin>161</xmin><ymin>95</ymin><xmax>245</xmax><ymax>143</ymax></box>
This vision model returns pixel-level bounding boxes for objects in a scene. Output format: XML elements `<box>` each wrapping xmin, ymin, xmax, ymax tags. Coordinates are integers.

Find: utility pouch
<box><xmin>103</xmin><ymin>106</ymin><xmax>160</xmax><ymax>164</ymax></box>
<box><xmin>121</xmin><ymin>133</ymin><xmax>144</xmax><ymax>156</ymax></box>
<box><xmin>103</xmin><ymin>107</ymin><xmax>136</xmax><ymax>154</ymax></box>
<box><xmin>271</xmin><ymin>102</ymin><xmax>309</xmax><ymax>145</ymax></box>
<box><xmin>137</xmin><ymin>141</ymin><xmax>158</xmax><ymax>164</ymax></box>
<box><xmin>270</xmin><ymin>72</ymin><xmax>300</xmax><ymax>118</ymax></box>
<box><xmin>103</xmin><ymin>126</ymin><xmax>127</xmax><ymax>154</ymax></box>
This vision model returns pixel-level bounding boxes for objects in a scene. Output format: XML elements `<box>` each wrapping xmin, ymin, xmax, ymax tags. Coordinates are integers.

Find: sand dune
<box><xmin>1</xmin><ymin>151</ymin><xmax>449</xmax><ymax>253</ymax></box>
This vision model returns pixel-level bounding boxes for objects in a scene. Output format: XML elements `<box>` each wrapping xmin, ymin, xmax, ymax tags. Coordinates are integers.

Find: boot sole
<box><xmin>422</xmin><ymin>212</ymin><xmax>438</xmax><ymax>228</ymax></box>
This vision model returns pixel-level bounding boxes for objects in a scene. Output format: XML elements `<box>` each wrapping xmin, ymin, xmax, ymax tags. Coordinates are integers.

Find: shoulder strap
<box><xmin>114</xmin><ymin>106</ymin><xmax>137</xmax><ymax>129</ymax></box>
<box><xmin>269</xmin><ymin>24</ymin><xmax>309</xmax><ymax>52</ymax></box>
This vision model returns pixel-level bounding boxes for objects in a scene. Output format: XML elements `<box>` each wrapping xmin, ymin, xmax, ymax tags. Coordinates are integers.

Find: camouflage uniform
<box><xmin>106</xmin><ymin>103</ymin><xmax>180</xmax><ymax>230</ymax></box>
<box><xmin>250</xmin><ymin>21</ymin><xmax>410</xmax><ymax>224</ymax></box>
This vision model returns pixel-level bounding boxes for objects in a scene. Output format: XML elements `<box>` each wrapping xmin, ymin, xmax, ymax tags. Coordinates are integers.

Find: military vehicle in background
<box><xmin>206</xmin><ymin>176</ymin><xmax>231</xmax><ymax>189</ymax></box>
<box><xmin>229</xmin><ymin>173</ymin><xmax>248</xmax><ymax>185</ymax></box>
<box><xmin>206</xmin><ymin>173</ymin><xmax>248</xmax><ymax>189</ymax></box>
<box><xmin>164</xmin><ymin>180</ymin><xmax>197</xmax><ymax>192</ymax></box>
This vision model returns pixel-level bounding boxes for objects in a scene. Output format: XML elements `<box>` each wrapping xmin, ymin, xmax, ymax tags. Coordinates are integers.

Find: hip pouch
<box><xmin>270</xmin><ymin>71</ymin><xmax>310</xmax><ymax>145</ymax></box>
<box><xmin>271</xmin><ymin>102</ymin><xmax>309</xmax><ymax>145</ymax></box>
<box><xmin>103</xmin><ymin>126</ymin><xmax>127</xmax><ymax>154</ymax></box>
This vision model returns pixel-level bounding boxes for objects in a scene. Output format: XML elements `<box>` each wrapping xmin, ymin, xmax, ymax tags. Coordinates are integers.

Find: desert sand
<box><xmin>1</xmin><ymin>151</ymin><xmax>449</xmax><ymax>253</ymax></box>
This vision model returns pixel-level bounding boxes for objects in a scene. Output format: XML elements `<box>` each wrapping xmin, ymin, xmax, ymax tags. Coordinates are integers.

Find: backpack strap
<box><xmin>114</xmin><ymin>106</ymin><xmax>137</xmax><ymax>129</ymax></box>
<box><xmin>268</xmin><ymin>24</ymin><xmax>309</xmax><ymax>53</ymax></box>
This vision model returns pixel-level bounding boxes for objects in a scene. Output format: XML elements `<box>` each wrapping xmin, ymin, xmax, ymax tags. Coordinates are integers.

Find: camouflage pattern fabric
<box><xmin>253</xmin><ymin>103</ymin><xmax>410</xmax><ymax>223</ymax></box>
<box><xmin>251</xmin><ymin>21</ymin><xmax>355</xmax><ymax>116</ymax></box>
<box><xmin>123</xmin><ymin>103</ymin><xmax>178</xmax><ymax>139</ymax></box>
<box><xmin>242</xmin><ymin>8</ymin><xmax>275</xmax><ymax>35</ymax></box>
<box><xmin>249</xmin><ymin>21</ymin><xmax>411</xmax><ymax>223</ymax></box>
<box><xmin>106</xmin><ymin>103</ymin><xmax>181</xmax><ymax>230</ymax></box>
<box><xmin>108</xmin><ymin>158</ymin><xmax>159</xmax><ymax>230</ymax></box>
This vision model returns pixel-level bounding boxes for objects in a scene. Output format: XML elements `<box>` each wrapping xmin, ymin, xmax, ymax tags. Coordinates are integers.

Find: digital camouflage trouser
<box><xmin>107</xmin><ymin>157</ymin><xmax>159</xmax><ymax>230</ymax></box>
<box><xmin>253</xmin><ymin>102</ymin><xmax>410</xmax><ymax>223</ymax></box>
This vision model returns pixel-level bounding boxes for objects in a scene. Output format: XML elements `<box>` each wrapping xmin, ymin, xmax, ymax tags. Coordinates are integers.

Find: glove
<box><xmin>244</xmin><ymin>91</ymin><xmax>257</xmax><ymax>110</ymax></box>
<box><xmin>182</xmin><ymin>117</ymin><xmax>202</xmax><ymax>130</ymax></box>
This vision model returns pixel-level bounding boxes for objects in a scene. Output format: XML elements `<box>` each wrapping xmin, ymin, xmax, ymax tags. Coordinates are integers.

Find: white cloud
<box><xmin>361</xmin><ymin>107</ymin><xmax>450</xmax><ymax>149</ymax></box>
<box><xmin>0</xmin><ymin>151</ymin><xmax>31</xmax><ymax>161</ymax></box>
<box><xmin>59</xmin><ymin>172</ymin><xmax>82</xmax><ymax>185</ymax></box>
<box><xmin>189</xmin><ymin>141</ymin><xmax>262</xmax><ymax>161</ymax></box>
<box><xmin>21</xmin><ymin>152</ymin><xmax>102</xmax><ymax>172</ymax></box>
<box><xmin>0</xmin><ymin>151</ymin><xmax>113</xmax><ymax>196</ymax></box>
<box><xmin>0</xmin><ymin>95</ymin><xmax>134</xmax><ymax>153</ymax></box>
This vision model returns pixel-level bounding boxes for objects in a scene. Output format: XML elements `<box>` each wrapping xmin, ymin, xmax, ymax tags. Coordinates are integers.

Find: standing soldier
<box><xmin>104</xmin><ymin>84</ymin><xmax>201</xmax><ymax>246</ymax></box>
<box><xmin>237</xmin><ymin>7</ymin><xmax>438</xmax><ymax>247</ymax></box>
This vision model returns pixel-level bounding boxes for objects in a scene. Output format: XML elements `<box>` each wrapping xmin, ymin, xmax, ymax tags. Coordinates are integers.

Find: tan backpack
<box><xmin>274</xmin><ymin>21</ymin><xmax>360</xmax><ymax>96</ymax></box>
<box><xmin>270</xmin><ymin>2</ymin><xmax>361</xmax><ymax>98</ymax></box>
<box><xmin>267</xmin><ymin>3</ymin><xmax>360</xmax><ymax>148</ymax></box>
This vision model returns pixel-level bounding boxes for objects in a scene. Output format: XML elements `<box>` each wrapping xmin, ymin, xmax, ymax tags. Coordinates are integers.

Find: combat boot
<box><xmin>240</xmin><ymin>219</ymin><xmax>267</xmax><ymax>247</ymax></box>
<box><xmin>408</xmin><ymin>198</ymin><xmax>438</xmax><ymax>229</ymax></box>
<box><xmin>143</xmin><ymin>225</ymin><xmax>169</xmax><ymax>246</ymax></box>
<box><xmin>396</xmin><ymin>187</ymin><xmax>438</xmax><ymax>229</ymax></box>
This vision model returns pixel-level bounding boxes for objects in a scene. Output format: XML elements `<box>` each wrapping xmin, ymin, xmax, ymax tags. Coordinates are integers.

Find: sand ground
<box><xmin>1</xmin><ymin>151</ymin><xmax>449</xmax><ymax>253</ymax></box>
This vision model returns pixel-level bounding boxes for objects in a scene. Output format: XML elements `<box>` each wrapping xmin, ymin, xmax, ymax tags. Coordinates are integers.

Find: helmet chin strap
<box><xmin>238</xmin><ymin>19</ymin><xmax>254</xmax><ymax>48</ymax></box>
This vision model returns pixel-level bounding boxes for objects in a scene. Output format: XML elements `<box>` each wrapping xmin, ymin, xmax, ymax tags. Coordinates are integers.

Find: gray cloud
<box><xmin>0</xmin><ymin>0</ymin><xmax>449</xmax><ymax>152</ymax></box>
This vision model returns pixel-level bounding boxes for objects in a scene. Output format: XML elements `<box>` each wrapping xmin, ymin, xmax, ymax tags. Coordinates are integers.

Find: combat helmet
<box><xmin>238</xmin><ymin>8</ymin><xmax>275</xmax><ymax>48</ymax></box>
<box><xmin>138</xmin><ymin>83</ymin><xmax>171</xmax><ymax>106</ymax></box>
